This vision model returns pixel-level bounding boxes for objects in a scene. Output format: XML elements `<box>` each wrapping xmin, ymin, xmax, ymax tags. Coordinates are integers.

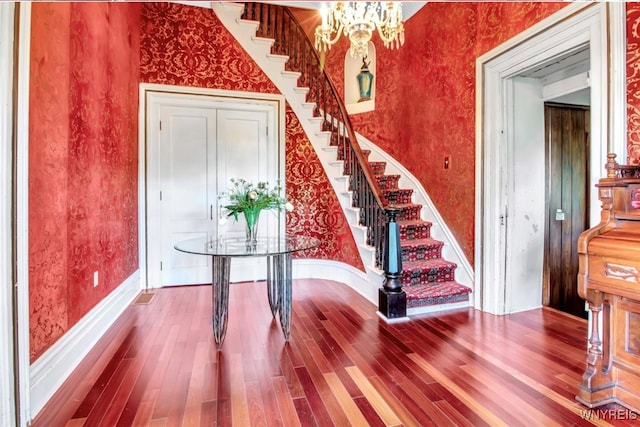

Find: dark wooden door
<box><xmin>544</xmin><ymin>103</ymin><xmax>589</xmax><ymax>318</ymax></box>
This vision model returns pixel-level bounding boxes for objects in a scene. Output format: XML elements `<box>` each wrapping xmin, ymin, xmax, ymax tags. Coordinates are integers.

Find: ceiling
<box><xmin>177</xmin><ymin>1</ymin><xmax>427</xmax><ymax>21</ymax></box>
<box><xmin>519</xmin><ymin>45</ymin><xmax>590</xmax><ymax>80</ymax></box>
<box><xmin>270</xmin><ymin>2</ymin><xmax>427</xmax><ymax>20</ymax></box>
<box><xmin>518</xmin><ymin>44</ymin><xmax>591</xmax><ymax>106</ymax></box>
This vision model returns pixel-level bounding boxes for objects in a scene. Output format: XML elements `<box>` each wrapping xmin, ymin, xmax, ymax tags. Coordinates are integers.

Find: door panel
<box><xmin>160</xmin><ymin>106</ymin><xmax>216</xmax><ymax>286</ymax></box>
<box><xmin>216</xmin><ymin>108</ymin><xmax>272</xmax><ymax>282</ymax></box>
<box><xmin>544</xmin><ymin>104</ymin><xmax>589</xmax><ymax>318</ymax></box>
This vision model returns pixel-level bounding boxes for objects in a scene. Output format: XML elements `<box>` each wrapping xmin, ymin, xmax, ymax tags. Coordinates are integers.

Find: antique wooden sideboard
<box><xmin>577</xmin><ymin>154</ymin><xmax>640</xmax><ymax>411</ymax></box>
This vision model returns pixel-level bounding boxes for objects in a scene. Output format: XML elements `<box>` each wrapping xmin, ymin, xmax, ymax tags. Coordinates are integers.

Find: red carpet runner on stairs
<box><xmin>340</xmin><ymin>143</ymin><xmax>472</xmax><ymax>310</ymax></box>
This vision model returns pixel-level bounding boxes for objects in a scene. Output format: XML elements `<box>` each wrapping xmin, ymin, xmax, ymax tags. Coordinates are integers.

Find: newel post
<box><xmin>378</xmin><ymin>207</ymin><xmax>407</xmax><ymax>319</ymax></box>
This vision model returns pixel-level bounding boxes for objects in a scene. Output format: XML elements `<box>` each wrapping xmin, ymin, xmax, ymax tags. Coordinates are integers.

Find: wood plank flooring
<box><xmin>31</xmin><ymin>279</ymin><xmax>638</xmax><ymax>426</ymax></box>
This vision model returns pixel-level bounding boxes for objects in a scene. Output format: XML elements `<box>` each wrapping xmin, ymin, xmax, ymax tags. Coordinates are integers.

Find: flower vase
<box><xmin>243</xmin><ymin>209</ymin><xmax>260</xmax><ymax>245</ymax></box>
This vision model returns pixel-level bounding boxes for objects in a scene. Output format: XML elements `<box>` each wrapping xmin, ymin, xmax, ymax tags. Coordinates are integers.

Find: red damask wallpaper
<box><xmin>29</xmin><ymin>1</ymin><xmax>362</xmax><ymax>362</ymax></box>
<box><xmin>29</xmin><ymin>3</ymin><xmax>71</xmax><ymax>362</ymax></box>
<box><xmin>628</xmin><ymin>3</ymin><xmax>640</xmax><ymax>164</ymax></box>
<box><xmin>140</xmin><ymin>3</ymin><xmax>362</xmax><ymax>267</ymax></box>
<box><xmin>28</xmin><ymin>1</ymin><xmax>640</xmax><ymax>363</ymax></box>
<box><xmin>29</xmin><ymin>2</ymin><xmax>141</xmax><ymax>361</ymax></box>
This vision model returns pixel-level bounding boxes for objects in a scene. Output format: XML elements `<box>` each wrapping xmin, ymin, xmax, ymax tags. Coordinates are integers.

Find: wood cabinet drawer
<box><xmin>587</xmin><ymin>255</ymin><xmax>640</xmax><ymax>299</ymax></box>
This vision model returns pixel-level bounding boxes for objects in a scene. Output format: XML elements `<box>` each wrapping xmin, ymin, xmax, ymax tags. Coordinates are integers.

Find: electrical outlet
<box><xmin>93</xmin><ymin>271</ymin><xmax>99</xmax><ymax>287</ymax></box>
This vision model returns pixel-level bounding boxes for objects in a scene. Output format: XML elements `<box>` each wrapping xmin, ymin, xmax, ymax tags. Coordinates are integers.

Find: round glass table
<box><xmin>174</xmin><ymin>235</ymin><xmax>321</xmax><ymax>350</ymax></box>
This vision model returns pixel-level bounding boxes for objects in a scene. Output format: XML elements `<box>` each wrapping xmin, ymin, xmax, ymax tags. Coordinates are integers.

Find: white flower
<box><xmin>228</xmin><ymin>188</ymin><xmax>236</xmax><ymax>196</ymax></box>
<box><xmin>285</xmin><ymin>202</ymin><xmax>294</xmax><ymax>212</ymax></box>
<box><xmin>218</xmin><ymin>215</ymin><xmax>228</xmax><ymax>226</ymax></box>
<box><xmin>249</xmin><ymin>190</ymin><xmax>258</xmax><ymax>200</ymax></box>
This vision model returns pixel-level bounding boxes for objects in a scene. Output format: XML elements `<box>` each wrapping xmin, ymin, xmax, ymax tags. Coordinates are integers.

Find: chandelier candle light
<box><xmin>218</xmin><ymin>178</ymin><xmax>293</xmax><ymax>244</ymax></box>
<box><xmin>314</xmin><ymin>1</ymin><xmax>405</xmax><ymax>58</ymax></box>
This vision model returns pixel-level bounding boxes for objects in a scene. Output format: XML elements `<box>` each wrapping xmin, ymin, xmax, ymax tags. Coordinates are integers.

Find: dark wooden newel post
<box><xmin>378</xmin><ymin>207</ymin><xmax>406</xmax><ymax>318</ymax></box>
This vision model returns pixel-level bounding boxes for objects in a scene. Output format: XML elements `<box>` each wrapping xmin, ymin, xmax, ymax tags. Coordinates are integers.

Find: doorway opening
<box><xmin>475</xmin><ymin>2</ymin><xmax>626</xmax><ymax>315</ymax></box>
<box><xmin>543</xmin><ymin>102</ymin><xmax>590</xmax><ymax>318</ymax></box>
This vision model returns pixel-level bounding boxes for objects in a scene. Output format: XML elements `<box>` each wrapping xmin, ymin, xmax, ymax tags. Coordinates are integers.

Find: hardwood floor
<box><xmin>31</xmin><ymin>279</ymin><xmax>637</xmax><ymax>427</ymax></box>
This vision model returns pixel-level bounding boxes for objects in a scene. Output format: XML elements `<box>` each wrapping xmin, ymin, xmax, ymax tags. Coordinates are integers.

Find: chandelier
<box><xmin>314</xmin><ymin>2</ymin><xmax>405</xmax><ymax>59</ymax></box>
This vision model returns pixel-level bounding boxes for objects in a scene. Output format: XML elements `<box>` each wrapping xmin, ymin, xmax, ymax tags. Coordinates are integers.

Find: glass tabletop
<box><xmin>174</xmin><ymin>235</ymin><xmax>321</xmax><ymax>257</ymax></box>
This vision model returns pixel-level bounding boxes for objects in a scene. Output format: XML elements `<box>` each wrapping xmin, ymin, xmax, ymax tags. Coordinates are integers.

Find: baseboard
<box><xmin>293</xmin><ymin>259</ymin><xmax>379</xmax><ymax>304</ymax></box>
<box><xmin>29</xmin><ymin>271</ymin><xmax>141</xmax><ymax>418</ymax></box>
<box><xmin>376</xmin><ymin>312</ymin><xmax>411</xmax><ymax>323</ymax></box>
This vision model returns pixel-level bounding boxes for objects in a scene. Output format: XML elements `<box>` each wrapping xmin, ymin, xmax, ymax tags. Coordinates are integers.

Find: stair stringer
<box><xmin>211</xmin><ymin>2</ymin><xmax>382</xmax><ymax>303</ymax></box>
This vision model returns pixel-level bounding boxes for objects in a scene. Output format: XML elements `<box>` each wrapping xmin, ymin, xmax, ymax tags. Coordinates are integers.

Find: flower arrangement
<box><xmin>218</xmin><ymin>178</ymin><xmax>293</xmax><ymax>242</ymax></box>
<box><xmin>219</xmin><ymin>178</ymin><xmax>292</xmax><ymax>220</ymax></box>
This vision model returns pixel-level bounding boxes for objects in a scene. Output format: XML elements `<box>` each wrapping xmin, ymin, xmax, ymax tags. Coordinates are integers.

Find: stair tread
<box><xmin>403</xmin><ymin>258</ymin><xmax>457</xmax><ymax>269</ymax></box>
<box><xmin>405</xmin><ymin>281</ymin><xmax>471</xmax><ymax>306</ymax></box>
<box><xmin>393</xmin><ymin>202</ymin><xmax>423</xmax><ymax>210</ymax></box>
<box><xmin>382</xmin><ymin>188</ymin><xmax>412</xmax><ymax>193</ymax></box>
<box><xmin>405</xmin><ymin>280</ymin><xmax>471</xmax><ymax>294</ymax></box>
<box><xmin>401</xmin><ymin>238</ymin><xmax>443</xmax><ymax>248</ymax></box>
<box><xmin>399</xmin><ymin>219</ymin><xmax>433</xmax><ymax>227</ymax></box>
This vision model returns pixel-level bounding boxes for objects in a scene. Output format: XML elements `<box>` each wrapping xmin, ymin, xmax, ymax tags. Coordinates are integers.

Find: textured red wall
<box><xmin>28</xmin><ymin>1</ymin><xmax>640</xmax><ymax>362</ymax></box>
<box><xmin>139</xmin><ymin>3</ymin><xmax>363</xmax><ymax>267</ymax></box>
<box><xmin>628</xmin><ymin>3</ymin><xmax>640</xmax><ymax>164</ymax></box>
<box><xmin>29</xmin><ymin>2</ymin><xmax>141</xmax><ymax>361</ymax></box>
<box><xmin>319</xmin><ymin>2</ymin><xmax>567</xmax><ymax>264</ymax></box>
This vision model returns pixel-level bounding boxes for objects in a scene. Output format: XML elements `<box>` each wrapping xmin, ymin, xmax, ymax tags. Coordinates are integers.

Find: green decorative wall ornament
<box><xmin>357</xmin><ymin>56</ymin><xmax>373</xmax><ymax>102</ymax></box>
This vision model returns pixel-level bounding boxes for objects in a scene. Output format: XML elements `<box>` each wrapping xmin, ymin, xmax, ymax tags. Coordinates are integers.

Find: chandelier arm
<box><xmin>324</xmin><ymin>22</ymin><xmax>345</xmax><ymax>47</ymax></box>
<box><xmin>376</xmin><ymin>26</ymin><xmax>404</xmax><ymax>45</ymax></box>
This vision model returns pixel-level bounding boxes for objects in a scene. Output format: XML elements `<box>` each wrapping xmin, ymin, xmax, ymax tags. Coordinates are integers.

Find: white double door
<box><xmin>146</xmin><ymin>91</ymin><xmax>283</xmax><ymax>287</ymax></box>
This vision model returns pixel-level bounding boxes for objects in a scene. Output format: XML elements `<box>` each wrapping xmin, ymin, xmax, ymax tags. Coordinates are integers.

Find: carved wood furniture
<box><xmin>577</xmin><ymin>154</ymin><xmax>640</xmax><ymax>411</ymax></box>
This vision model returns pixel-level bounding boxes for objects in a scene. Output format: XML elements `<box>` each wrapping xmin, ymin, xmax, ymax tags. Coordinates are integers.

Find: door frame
<box><xmin>138</xmin><ymin>83</ymin><xmax>286</xmax><ymax>290</ymax></box>
<box><xmin>0</xmin><ymin>3</ymin><xmax>17</xmax><ymax>425</ymax></box>
<box><xmin>11</xmin><ymin>2</ymin><xmax>31</xmax><ymax>425</ymax></box>
<box><xmin>475</xmin><ymin>2</ymin><xmax>626</xmax><ymax>314</ymax></box>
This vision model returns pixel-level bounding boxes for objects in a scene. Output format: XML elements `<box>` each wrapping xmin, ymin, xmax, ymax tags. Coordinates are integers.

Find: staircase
<box><xmin>212</xmin><ymin>2</ymin><xmax>473</xmax><ymax>315</ymax></box>
<box><xmin>338</xmin><ymin>142</ymin><xmax>472</xmax><ymax>310</ymax></box>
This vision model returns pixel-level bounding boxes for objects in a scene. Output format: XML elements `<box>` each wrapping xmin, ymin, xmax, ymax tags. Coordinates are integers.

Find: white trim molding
<box><xmin>475</xmin><ymin>2</ymin><xmax>625</xmax><ymax>314</ymax></box>
<box><xmin>608</xmin><ymin>2</ymin><xmax>627</xmax><ymax>161</ymax></box>
<box><xmin>29</xmin><ymin>272</ymin><xmax>140</xmax><ymax>418</ymax></box>
<box><xmin>16</xmin><ymin>3</ymin><xmax>31</xmax><ymax>425</ymax></box>
<box><xmin>0</xmin><ymin>3</ymin><xmax>17</xmax><ymax>427</ymax></box>
<box><xmin>293</xmin><ymin>258</ymin><xmax>374</xmax><ymax>302</ymax></box>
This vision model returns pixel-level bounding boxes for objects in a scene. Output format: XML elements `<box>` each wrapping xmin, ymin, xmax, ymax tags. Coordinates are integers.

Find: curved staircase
<box><xmin>211</xmin><ymin>2</ymin><xmax>473</xmax><ymax>315</ymax></box>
